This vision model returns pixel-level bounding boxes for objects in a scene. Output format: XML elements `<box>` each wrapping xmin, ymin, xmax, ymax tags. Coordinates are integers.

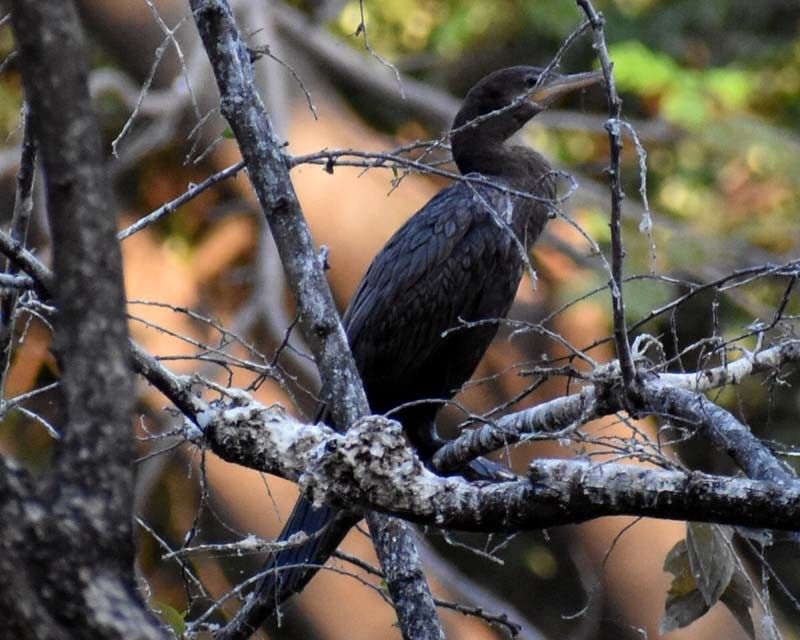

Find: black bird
<box><xmin>222</xmin><ymin>65</ymin><xmax>602</xmax><ymax>638</ymax></box>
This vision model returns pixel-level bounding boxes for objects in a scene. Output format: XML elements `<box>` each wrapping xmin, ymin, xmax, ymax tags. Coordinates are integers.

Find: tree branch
<box><xmin>657</xmin><ymin>340</ymin><xmax>800</xmax><ymax>391</ymax></box>
<box><xmin>188</xmin><ymin>1</ymin><xmax>441</xmax><ymax>636</ymax></box>
<box><xmin>197</xmin><ymin>394</ymin><xmax>800</xmax><ymax>531</ymax></box>
<box><xmin>0</xmin><ymin>102</ymin><xmax>36</xmax><ymax>395</ymax></box>
<box><xmin>432</xmin><ymin>385</ymin><xmax>601</xmax><ymax>474</ymax></box>
<box><xmin>9</xmin><ymin>0</ymin><xmax>165</xmax><ymax>637</ymax></box>
<box><xmin>578</xmin><ymin>0</ymin><xmax>636</xmax><ymax>390</ymax></box>
<box><xmin>639</xmin><ymin>381</ymin><xmax>795</xmax><ymax>483</ymax></box>
<box><xmin>433</xmin><ymin>348</ymin><xmax>800</xmax><ymax>483</ymax></box>
<box><xmin>0</xmin><ymin>226</ymin><xmax>53</xmax><ymax>298</ymax></box>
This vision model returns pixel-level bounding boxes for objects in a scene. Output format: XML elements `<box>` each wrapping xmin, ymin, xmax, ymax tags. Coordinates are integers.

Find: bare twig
<box><xmin>0</xmin><ymin>103</ymin><xmax>36</xmax><ymax>396</ymax></box>
<box><xmin>111</xmin><ymin>12</ymin><xmax>193</xmax><ymax>157</ymax></box>
<box><xmin>117</xmin><ymin>160</ymin><xmax>247</xmax><ymax>241</ymax></box>
<box><xmin>353</xmin><ymin>0</ymin><xmax>404</xmax><ymax>98</ymax></box>
<box><xmin>577</xmin><ymin>0</ymin><xmax>636</xmax><ymax>390</ymax></box>
<box><xmin>249</xmin><ymin>43</ymin><xmax>318</xmax><ymax>120</ymax></box>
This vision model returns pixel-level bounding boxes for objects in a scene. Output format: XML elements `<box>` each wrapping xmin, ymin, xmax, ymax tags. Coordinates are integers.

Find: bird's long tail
<box><xmin>218</xmin><ymin>455</ymin><xmax>510</xmax><ymax>639</ymax></box>
<box><xmin>217</xmin><ymin>497</ymin><xmax>359</xmax><ymax>640</ymax></box>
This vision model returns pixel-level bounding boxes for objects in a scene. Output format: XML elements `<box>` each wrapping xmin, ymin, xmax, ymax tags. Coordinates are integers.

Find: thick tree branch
<box><xmin>639</xmin><ymin>381</ymin><xmax>795</xmax><ymax>483</ymax></box>
<box><xmin>197</xmin><ymin>395</ymin><xmax>800</xmax><ymax>531</ymax></box>
<box><xmin>190</xmin><ymin>0</ymin><xmax>367</xmax><ymax>426</ymax></box>
<box><xmin>188</xmin><ymin>1</ymin><xmax>441</xmax><ymax>636</ymax></box>
<box><xmin>0</xmin><ymin>455</ymin><xmax>68</xmax><ymax>640</ymax></box>
<box><xmin>9</xmin><ymin>0</ymin><xmax>164</xmax><ymax>637</ymax></box>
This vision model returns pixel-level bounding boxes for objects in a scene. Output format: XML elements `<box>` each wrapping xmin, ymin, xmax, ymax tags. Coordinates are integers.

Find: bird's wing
<box><xmin>342</xmin><ymin>180</ymin><xmax>518</xmax><ymax>393</ymax></box>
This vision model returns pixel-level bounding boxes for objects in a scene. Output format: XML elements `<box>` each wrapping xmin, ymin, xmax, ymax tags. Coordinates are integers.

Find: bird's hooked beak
<box><xmin>529</xmin><ymin>70</ymin><xmax>604</xmax><ymax>107</ymax></box>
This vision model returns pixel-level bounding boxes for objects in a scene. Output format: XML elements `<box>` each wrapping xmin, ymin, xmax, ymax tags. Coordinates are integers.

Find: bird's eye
<box><xmin>525</xmin><ymin>75</ymin><xmax>538</xmax><ymax>88</ymax></box>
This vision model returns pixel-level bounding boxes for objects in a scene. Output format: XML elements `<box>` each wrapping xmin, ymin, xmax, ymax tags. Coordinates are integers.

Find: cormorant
<box><xmin>222</xmin><ymin>65</ymin><xmax>602</xmax><ymax>639</ymax></box>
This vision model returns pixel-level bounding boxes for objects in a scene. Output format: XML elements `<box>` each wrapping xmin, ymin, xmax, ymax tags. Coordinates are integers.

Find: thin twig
<box><xmin>577</xmin><ymin>0</ymin><xmax>636</xmax><ymax>391</ymax></box>
<box><xmin>117</xmin><ymin>160</ymin><xmax>246</xmax><ymax>240</ymax></box>
<box><xmin>0</xmin><ymin>103</ymin><xmax>37</xmax><ymax>397</ymax></box>
<box><xmin>354</xmin><ymin>0</ymin><xmax>404</xmax><ymax>98</ymax></box>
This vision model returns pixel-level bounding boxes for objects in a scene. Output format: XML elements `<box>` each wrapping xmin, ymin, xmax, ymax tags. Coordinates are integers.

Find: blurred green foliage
<box><xmin>610</xmin><ymin>40</ymin><xmax>753</xmax><ymax>127</ymax></box>
<box><xmin>332</xmin><ymin>0</ymin><xmax>577</xmax><ymax>59</ymax></box>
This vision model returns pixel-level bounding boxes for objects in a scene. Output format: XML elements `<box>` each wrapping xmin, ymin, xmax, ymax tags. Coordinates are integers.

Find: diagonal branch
<box><xmin>432</xmin><ymin>385</ymin><xmax>601</xmax><ymax>474</ymax></box>
<box><xmin>639</xmin><ymin>381</ymin><xmax>796</xmax><ymax>483</ymax></box>
<box><xmin>188</xmin><ymin>1</ymin><xmax>441</xmax><ymax>637</ymax></box>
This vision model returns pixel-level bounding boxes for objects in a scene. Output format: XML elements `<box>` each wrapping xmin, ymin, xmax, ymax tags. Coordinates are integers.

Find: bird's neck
<box><xmin>453</xmin><ymin>133</ymin><xmax>553</xmax><ymax>188</ymax></box>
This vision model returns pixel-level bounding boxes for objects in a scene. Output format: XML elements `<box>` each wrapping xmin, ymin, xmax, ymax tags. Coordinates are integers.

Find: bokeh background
<box><xmin>1</xmin><ymin>1</ymin><xmax>799</xmax><ymax>638</ymax></box>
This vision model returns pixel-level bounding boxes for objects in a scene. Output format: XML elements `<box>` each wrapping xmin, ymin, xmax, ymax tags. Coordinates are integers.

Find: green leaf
<box><xmin>661</xmin><ymin>527</ymin><xmax>754</xmax><ymax>637</ymax></box>
<box><xmin>686</xmin><ymin>523</ymin><xmax>734</xmax><ymax>606</ymax></box>
<box><xmin>608</xmin><ymin>41</ymin><xmax>755</xmax><ymax>127</ymax></box>
<box><xmin>608</xmin><ymin>40</ymin><xmax>677</xmax><ymax>96</ymax></box>
<box><xmin>662</xmin><ymin>83</ymin><xmax>709</xmax><ymax>128</ymax></box>
<box><xmin>720</xmin><ymin>567</ymin><xmax>755</xmax><ymax>640</ymax></box>
<box><xmin>155</xmin><ymin>602</ymin><xmax>186</xmax><ymax>638</ymax></box>
<box><xmin>660</xmin><ymin>539</ymin><xmax>711</xmax><ymax>633</ymax></box>
<box><xmin>222</xmin><ymin>127</ymin><xmax>235</xmax><ymax>139</ymax></box>
<box><xmin>706</xmin><ymin>69</ymin><xmax>752</xmax><ymax>110</ymax></box>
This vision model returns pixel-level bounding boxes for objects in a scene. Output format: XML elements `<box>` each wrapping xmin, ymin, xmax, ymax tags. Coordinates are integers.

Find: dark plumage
<box><xmin>222</xmin><ymin>65</ymin><xmax>602</xmax><ymax>639</ymax></box>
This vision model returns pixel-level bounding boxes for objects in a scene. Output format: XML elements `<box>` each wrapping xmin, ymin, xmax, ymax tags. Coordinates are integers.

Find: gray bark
<box><xmin>189</xmin><ymin>1</ymin><xmax>442</xmax><ymax>637</ymax></box>
<box><xmin>2</xmin><ymin>1</ymin><xmax>167</xmax><ymax>637</ymax></box>
<box><xmin>200</xmin><ymin>397</ymin><xmax>800</xmax><ymax>531</ymax></box>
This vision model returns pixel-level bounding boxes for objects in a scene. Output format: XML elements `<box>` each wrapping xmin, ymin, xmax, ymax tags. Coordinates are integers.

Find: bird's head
<box><xmin>452</xmin><ymin>65</ymin><xmax>603</xmax><ymax>146</ymax></box>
